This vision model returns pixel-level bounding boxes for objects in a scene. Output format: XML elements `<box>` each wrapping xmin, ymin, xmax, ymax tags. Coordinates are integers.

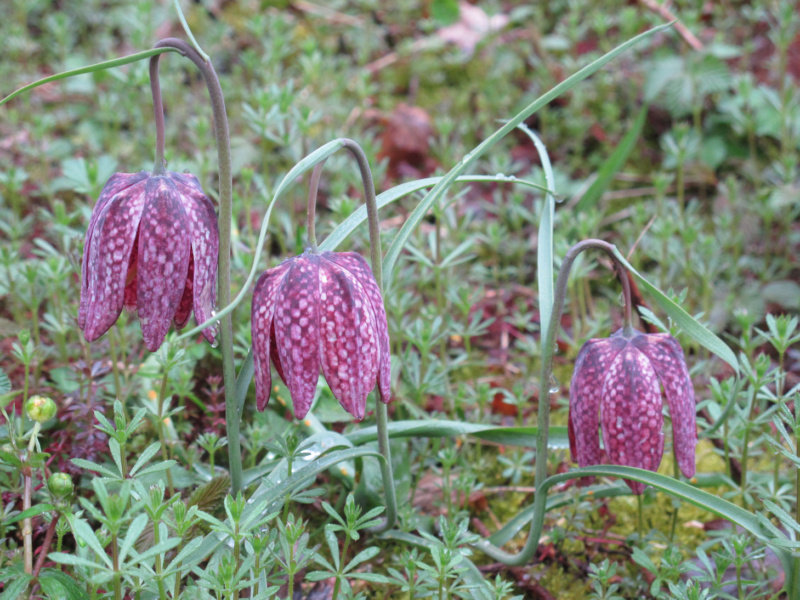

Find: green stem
<box><xmin>156</xmin><ymin>373</ymin><xmax>175</xmax><ymax>497</ymax></box>
<box><xmin>112</xmin><ymin>533</ymin><xmax>122</xmax><ymax>600</ymax></box>
<box><xmin>637</xmin><ymin>494</ymin><xmax>643</xmax><ymax>542</ymax></box>
<box><xmin>474</xmin><ymin>239</ymin><xmax>634</xmax><ymax>565</ymax></box>
<box><xmin>331</xmin><ymin>536</ymin><xmax>350</xmax><ymax>600</ymax></box>
<box><xmin>307</xmin><ymin>164</ymin><xmax>322</xmax><ymax>251</ymax></box>
<box><xmin>150</xmin><ymin>38</ymin><xmax>242</xmax><ymax>495</ymax></box>
<box><xmin>108</xmin><ymin>330</ymin><xmax>124</xmax><ymax>405</ymax></box>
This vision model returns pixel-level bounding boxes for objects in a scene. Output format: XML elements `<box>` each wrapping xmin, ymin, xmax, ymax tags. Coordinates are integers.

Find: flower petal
<box><xmin>273</xmin><ymin>256</ymin><xmax>321</xmax><ymax>419</ymax></box>
<box><xmin>632</xmin><ymin>333</ymin><xmax>697</xmax><ymax>478</ymax></box>
<box><xmin>324</xmin><ymin>252</ymin><xmax>391</xmax><ymax>403</ymax></box>
<box><xmin>82</xmin><ymin>179</ymin><xmax>148</xmax><ymax>342</ymax></box>
<box><xmin>318</xmin><ymin>256</ymin><xmax>376</xmax><ymax>420</ymax></box>
<box><xmin>136</xmin><ymin>177</ymin><xmax>192</xmax><ymax>352</ymax></box>
<box><xmin>600</xmin><ymin>345</ymin><xmax>664</xmax><ymax>494</ymax></box>
<box><xmin>123</xmin><ymin>232</ymin><xmax>139</xmax><ymax>312</ymax></box>
<box><xmin>80</xmin><ymin>172</ymin><xmax>148</xmax><ymax>330</ymax></box>
<box><xmin>169</xmin><ymin>172</ymin><xmax>219</xmax><ymax>344</ymax></box>
<box><xmin>252</xmin><ymin>262</ymin><xmax>290</xmax><ymax>411</ymax></box>
<box><xmin>568</xmin><ymin>336</ymin><xmax>626</xmax><ymax>467</ymax></box>
<box><xmin>173</xmin><ymin>254</ymin><xmax>194</xmax><ymax>330</ymax></box>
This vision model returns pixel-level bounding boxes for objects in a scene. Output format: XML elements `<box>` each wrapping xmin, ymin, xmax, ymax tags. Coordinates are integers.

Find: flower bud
<box><xmin>48</xmin><ymin>473</ymin><xmax>74</xmax><ymax>499</ymax></box>
<box><xmin>25</xmin><ymin>396</ymin><xmax>57</xmax><ymax>423</ymax></box>
<box><xmin>18</xmin><ymin>329</ymin><xmax>30</xmax><ymax>345</ymax></box>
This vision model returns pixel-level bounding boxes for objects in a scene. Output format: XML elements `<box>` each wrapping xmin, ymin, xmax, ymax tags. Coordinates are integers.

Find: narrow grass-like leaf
<box><xmin>236</xmin><ymin>347</ymin><xmax>254</xmax><ymax>416</ymax></box>
<box><xmin>0</xmin><ymin>48</ymin><xmax>177</xmax><ymax>108</ymax></box>
<box><xmin>319</xmin><ymin>175</ymin><xmax>550</xmax><ymax>253</ymax></box>
<box><xmin>612</xmin><ymin>249</ymin><xmax>739</xmax><ymax>372</ymax></box>
<box><xmin>380</xmin><ymin>23</ymin><xmax>671</xmax><ymax>287</ymax></box>
<box><xmin>346</xmin><ymin>419</ymin><xmax>568</xmax><ymax>449</ymax></box>
<box><xmin>5</xmin><ymin>503</ymin><xmax>55</xmax><ymax>525</ymax></box>
<box><xmin>517</xmin><ymin>124</ymin><xmax>556</xmax><ymax>342</ymax></box>
<box><xmin>575</xmin><ymin>104</ymin><xmax>648</xmax><ymax>212</ymax></box>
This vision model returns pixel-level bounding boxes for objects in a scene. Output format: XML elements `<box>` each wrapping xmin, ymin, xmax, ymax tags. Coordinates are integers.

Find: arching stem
<box><xmin>474</xmin><ymin>238</ymin><xmax>634</xmax><ymax>565</ymax></box>
<box><xmin>149</xmin><ymin>38</ymin><xmax>242</xmax><ymax>494</ymax></box>
<box><xmin>306</xmin><ymin>138</ymin><xmax>397</xmax><ymax>533</ymax></box>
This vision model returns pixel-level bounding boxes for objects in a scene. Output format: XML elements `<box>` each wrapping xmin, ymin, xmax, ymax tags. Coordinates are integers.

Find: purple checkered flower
<box><xmin>79</xmin><ymin>171</ymin><xmax>219</xmax><ymax>352</ymax></box>
<box><xmin>251</xmin><ymin>250</ymin><xmax>391</xmax><ymax>421</ymax></box>
<box><xmin>568</xmin><ymin>329</ymin><xmax>696</xmax><ymax>494</ymax></box>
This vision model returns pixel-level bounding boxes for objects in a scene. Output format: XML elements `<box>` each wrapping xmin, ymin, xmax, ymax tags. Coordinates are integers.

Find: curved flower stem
<box><xmin>307</xmin><ymin>164</ymin><xmax>322</xmax><ymax>251</ymax></box>
<box><xmin>149</xmin><ymin>38</ymin><xmax>242</xmax><ymax>494</ymax></box>
<box><xmin>474</xmin><ymin>238</ymin><xmax>633</xmax><ymax>565</ymax></box>
<box><xmin>305</xmin><ymin>138</ymin><xmax>397</xmax><ymax>533</ymax></box>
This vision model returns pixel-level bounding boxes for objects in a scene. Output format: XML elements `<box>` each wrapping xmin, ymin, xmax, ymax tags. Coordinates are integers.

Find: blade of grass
<box><xmin>380</xmin><ymin>23</ymin><xmax>673</xmax><ymax>288</ymax></box>
<box><xmin>1</xmin><ymin>48</ymin><xmax>177</xmax><ymax>108</ymax></box>
<box><xmin>574</xmin><ymin>104</ymin><xmax>648</xmax><ymax>212</ymax></box>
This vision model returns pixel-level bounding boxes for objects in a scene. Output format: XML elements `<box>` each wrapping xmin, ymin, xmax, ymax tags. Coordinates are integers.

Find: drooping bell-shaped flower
<box><xmin>568</xmin><ymin>329</ymin><xmax>696</xmax><ymax>494</ymax></box>
<box><xmin>79</xmin><ymin>171</ymin><xmax>219</xmax><ymax>351</ymax></box>
<box><xmin>251</xmin><ymin>249</ymin><xmax>391</xmax><ymax>421</ymax></box>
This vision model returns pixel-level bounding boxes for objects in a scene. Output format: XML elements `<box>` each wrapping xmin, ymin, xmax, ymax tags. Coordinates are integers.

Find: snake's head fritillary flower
<box><xmin>79</xmin><ymin>171</ymin><xmax>219</xmax><ymax>352</ymax></box>
<box><xmin>568</xmin><ymin>329</ymin><xmax>696</xmax><ymax>494</ymax></box>
<box><xmin>251</xmin><ymin>250</ymin><xmax>391</xmax><ymax>421</ymax></box>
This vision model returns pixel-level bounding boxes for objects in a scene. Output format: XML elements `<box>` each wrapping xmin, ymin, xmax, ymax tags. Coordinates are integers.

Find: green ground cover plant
<box><xmin>0</xmin><ymin>1</ymin><xmax>799</xmax><ymax>598</ymax></box>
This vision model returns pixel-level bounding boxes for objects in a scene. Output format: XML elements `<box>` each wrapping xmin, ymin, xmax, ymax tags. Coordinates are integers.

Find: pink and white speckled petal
<box><xmin>82</xmin><ymin>182</ymin><xmax>148</xmax><ymax>342</ymax></box>
<box><xmin>136</xmin><ymin>177</ymin><xmax>192</xmax><ymax>352</ymax></box>
<box><xmin>273</xmin><ymin>256</ymin><xmax>321</xmax><ymax>419</ymax></box>
<box><xmin>169</xmin><ymin>172</ymin><xmax>219</xmax><ymax>344</ymax></box>
<box><xmin>568</xmin><ymin>336</ymin><xmax>627</xmax><ymax>467</ymax></box>
<box><xmin>318</xmin><ymin>257</ymin><xmax>374</xmax><ymax>420</ymax></box>
<box><xmin>324</xmin><ymin>252</ymin><xmax>392</xmax><ymax>403</ymax></box>
<box><xmin>600</xmin><ymin>345</ymin><xmax>664</xmax><ymax>494</ymax></box>
<box><xmin>79</xmin><ymin>172</ymin><xmax>148</xmax><ymax>330</ymax></box>
<box><xmin>173</xmin><ymin>255</ymin><xmax>195</xmax><ymax>329</ymax></box>
<box><xmin>123</xmin><ymin>233</ymin><xmax>139</xmax><ymax>312</ymax></box>
<box><xmin>633</xmin><ymin>333</ymin><xmax>697</xmax><ymax>478</ymax></box>
<box><xmin>252</xmin><ymin>263</ymin><xmax>290</xmax><ymax>411</ymax></box>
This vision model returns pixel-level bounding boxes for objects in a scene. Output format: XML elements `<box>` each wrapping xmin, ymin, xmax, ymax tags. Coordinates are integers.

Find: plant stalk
<box><xmin>150</xmin><ymin>38</ymin><xmax>242</xmax><ymax>495</ymax></box>
<box><xmin>474</xmin><ymin>239</ymin><xmax>634</xmax><ymax>565</ymax></box>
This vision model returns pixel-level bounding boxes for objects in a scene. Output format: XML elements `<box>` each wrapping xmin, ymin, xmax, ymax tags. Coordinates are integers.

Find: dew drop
<box><xmin>210</xmin><ymin>339</ymin><xmax>219</xmax><ymax>349</ymax></box>
<box><xmin>495</xmin><ymin>172</ymin><xmax>505</xmax><ymax>179</ymax></box>
<box><xmin>507</xmin><ymin>175</ymin><xmax>516</xmax><ymax>181</ymax></box>
<box><xmin>548</xmin><ymin>375</ymin><xmax>560</xmax><ymax>395</ymax></box>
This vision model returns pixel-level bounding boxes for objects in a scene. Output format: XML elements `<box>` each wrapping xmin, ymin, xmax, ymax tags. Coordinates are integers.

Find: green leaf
<box><xmin>129</xmin><ymin>442</ymin><xmax>161</xmax><ymax>476</ymax></box>
<box><xmin>319</xmin><ymin>175</ymin><xmax>549</xmax><ymax>253</ymax></box>
<box><xmin>38</xmin><ymin>568</ymin><xmax>90</xmax><ymax>600</ymax></box>
<box><xmin>134</xmin><ymin>459</ymin><xmax>177</xmax><ymax>477</ymax></box>
<box><xmin>247</xmin><ymin>447</ymin><xmax>384</xmax><ymax>515</ymax></box>
<box><xmin>70</xmin><ymin>458</ymin><xmax>119</xmax><ymax>479</ymax></box>
<box><xmin>575</xmin><ymin>104</ymin><xmax>648</xmax><ymax>211</ymax></box>
<box><xmin>5</xmin><ymin>503</ymin><xmax>55</xmax><ymax>525</ymax></box>
<box><xmin>71</xmin><ymin>519</ymin><xmax>113</xmax><ymax>568</ymax></box>
<box><xmin>0</xmin><ymin>574</ymin><xmax>32</xmax><ymax>600</ymax></box>
<box><xmin>380</xmin><ymin>23</ymin><xmax>671</xmax><ymax>287</ymax></box>
<box><xmin>0</xmin><ymin>48</ymin><xmax>178</xmax><ymax>108</ymax></box>
<box><xmin>0</xmin><ymin>369</ymin><xmax>10</xmax><ymax>396</ymax></box>
<box><xmin>346</xmin><ymin>419</ymin><xmax>568</xmax><ymax>449</ymax></box>
<box><xmin>432</xmin><ymin>0</ymin><xmax>460</xmax><ymax>25</ymax></box>
<box><xmin>236</xmin><ymin>348</ymin><xmax>254</xmax><ymax>416</ymax></box>
<box><xmin>516</xmin><ymin>124</ymin><xmax>556</xmax><ymax>343</ymax></box>
<box><xmin>118</xmin><ymin>514</ymin><xmax>147</xmax><ymax>564</ymax></box>
<box><xmin>612</xmin><ymin>249</ymin><xmax>739</xmax><ymax>372</ymax></box>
